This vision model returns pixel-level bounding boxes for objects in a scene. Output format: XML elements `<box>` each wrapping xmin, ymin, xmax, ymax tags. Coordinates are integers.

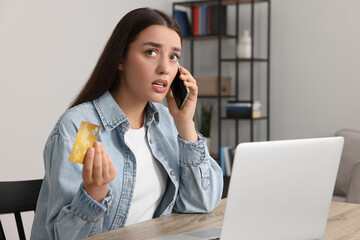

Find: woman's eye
<box><xmin>146</xmin><ymin>50</ymin><xmax>157</xmax><ymax>57</ymax></box>
<box><xmin>170</xmin><ymin>54</ymin><xmax>180</xmax><ymax>62</ymax></box>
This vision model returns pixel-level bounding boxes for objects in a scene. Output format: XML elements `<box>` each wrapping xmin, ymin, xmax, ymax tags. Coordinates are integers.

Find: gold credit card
<box><xmin>68</xmin><ymin>121</ymin><xmax>100</xmax><ymax>164</ymax></box>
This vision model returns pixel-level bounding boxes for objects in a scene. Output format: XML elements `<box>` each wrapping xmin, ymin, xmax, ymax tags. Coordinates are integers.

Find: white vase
<box><xmin>237</xmin><ymin>30</ymin><xmax>252</xmax><ymax>58</ymax></box>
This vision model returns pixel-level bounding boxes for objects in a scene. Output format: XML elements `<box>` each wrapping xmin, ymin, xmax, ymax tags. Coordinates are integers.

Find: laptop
<box><xmin>152</xmin><ymin>137</ymin><xmax>344</xmax><ymax>240</ymax></box>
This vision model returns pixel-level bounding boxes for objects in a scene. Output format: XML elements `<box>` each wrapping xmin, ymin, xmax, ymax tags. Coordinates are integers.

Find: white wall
<box><xmin>1</xmin><ymin>0</ymin><xmax>360</xmax><ymax>239</ymax></box>
<box><xmin>271</xmin><ymin>0</ymin><xmax>360</xmax><ymax>140</ymax></box>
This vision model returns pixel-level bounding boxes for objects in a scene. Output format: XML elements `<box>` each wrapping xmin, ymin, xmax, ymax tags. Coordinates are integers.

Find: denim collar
<box><xmin>93</xmin><ymin>91</ymin><xmax>160</xmax><ymax>132</ymax></box>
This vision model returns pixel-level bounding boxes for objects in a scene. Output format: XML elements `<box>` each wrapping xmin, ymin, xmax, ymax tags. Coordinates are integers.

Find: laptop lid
<box><xmin>221</xmin><ymin>137</ymin><xmax>344</xmax><ymax>240</ymax></box>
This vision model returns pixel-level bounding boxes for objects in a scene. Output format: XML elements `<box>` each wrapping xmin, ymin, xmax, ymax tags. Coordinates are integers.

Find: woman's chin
<box><xmin>149</xmin><ymin>94</ymin><xmax>167</xmax><ymax>103</ymax></box>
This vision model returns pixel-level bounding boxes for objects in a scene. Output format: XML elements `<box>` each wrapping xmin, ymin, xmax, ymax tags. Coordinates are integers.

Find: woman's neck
<box><xmin>110</xmin><ymin>88</ymin><xmax>147</xmax><ymax>129</ymax></box>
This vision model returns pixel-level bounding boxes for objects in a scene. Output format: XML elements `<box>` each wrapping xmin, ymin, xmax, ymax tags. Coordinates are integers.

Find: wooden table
<box><xmin>84</xmin><ymin>199</ymin><xmax>360</xmax><ymax>240</ymax></box>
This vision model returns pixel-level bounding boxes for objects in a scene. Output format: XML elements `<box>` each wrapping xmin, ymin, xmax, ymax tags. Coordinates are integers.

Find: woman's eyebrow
<box><xmin>143</xmin><ymin>41</ymin><xmax>181</xmax><ymax>52</ymax></box>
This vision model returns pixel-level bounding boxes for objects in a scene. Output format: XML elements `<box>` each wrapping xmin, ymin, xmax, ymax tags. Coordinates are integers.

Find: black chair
<box><xmin>0</xmin><ymin>179</ymin><xmax>43</xmax><ymax>240</ymax></box>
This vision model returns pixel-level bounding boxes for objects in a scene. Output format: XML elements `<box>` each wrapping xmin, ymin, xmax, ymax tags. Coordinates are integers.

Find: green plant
<box><xmin>197</xmin><ymin>103</ymin><xmax>214</xmax><ymax>137</ymax></box>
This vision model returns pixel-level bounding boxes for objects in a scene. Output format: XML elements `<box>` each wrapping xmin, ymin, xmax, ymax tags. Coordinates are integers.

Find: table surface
<box><xmin>84</xmin><ymin>199</ymin><xmax>360</xmax><ymax>240</ymax></box>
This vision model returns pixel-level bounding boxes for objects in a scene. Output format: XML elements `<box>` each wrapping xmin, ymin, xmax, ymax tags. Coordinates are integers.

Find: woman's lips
<box><xmin>152</xmin><ymin>79</ymin><xmax>168</xmax><ymax>93</ymax></box>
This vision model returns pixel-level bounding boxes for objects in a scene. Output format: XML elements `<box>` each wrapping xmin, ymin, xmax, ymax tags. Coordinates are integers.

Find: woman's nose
<box><xmin>156</xmin><ymin>55</ymin><xmax>170</xmax><ymax>76</ymax></box>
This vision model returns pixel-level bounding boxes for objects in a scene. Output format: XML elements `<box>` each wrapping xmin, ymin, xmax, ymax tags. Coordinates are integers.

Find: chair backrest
<box><xmin>0</xmin><ymin>179</ymin><xmax>43</xmax><ymax>240</ymax></box>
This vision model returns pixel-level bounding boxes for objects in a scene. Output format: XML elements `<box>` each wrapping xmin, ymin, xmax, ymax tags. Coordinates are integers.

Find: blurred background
<box><xmin>1</xmin><ymin>0</ymin><xmax>359</xmax><ymax>238</ymax></box>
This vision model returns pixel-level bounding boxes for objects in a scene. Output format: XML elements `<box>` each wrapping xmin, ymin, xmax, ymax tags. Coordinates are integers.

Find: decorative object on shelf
<box><xmin>237</xmin><ymin>30</ymin><xmax>252</xmax><ymax>58</ymax></box>
<box><xmin>197</xmin><ymin>103</ymin><xmax>214</xmax><ymax>153</ymax></box>
<box><xmin>196</xmin><ymin>76</ymin><xmax>231</xmax><ymax>96</ymax></box>
<box><xmin>226</xmin><ymin>100</ymin><xmax>261</xmax><ymax>119</ymax></box>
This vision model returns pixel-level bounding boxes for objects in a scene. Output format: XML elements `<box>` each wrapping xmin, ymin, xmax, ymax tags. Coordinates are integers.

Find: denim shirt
<box><xmin>31</xmin><ymin>91</ymin><xmax>223</xmax><ymax>240</ymax></box>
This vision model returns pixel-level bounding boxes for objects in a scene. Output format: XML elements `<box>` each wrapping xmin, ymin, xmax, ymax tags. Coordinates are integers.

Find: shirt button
<box><xmin>169</xmin><ymin>203</ymin><xmax>174</xmax><ymax>208</ymax></box>
<box><xmin>127</xmin><ymin>179</ymin><xmax>131</xmax><ymax>189</ymax></box>
<box><xmin>150</xmin><ymin>139</ymin><xmax>154</xmax><ymax>144</ymax></box>
<box><xmin>170</xmin><ymin>170</ymin><xmax>175</xmax><ymax>175</ymax></box>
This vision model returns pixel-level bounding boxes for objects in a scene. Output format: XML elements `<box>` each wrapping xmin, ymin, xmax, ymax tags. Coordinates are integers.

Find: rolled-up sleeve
<box><xmin>175</xmin><ymin>132</ymin><xmax>223</xmax><ymax>213</ymax></box>
<box><xmin>55</xmin><ymin>184</ymin><xmax>112</xmax><ymax>239</ymax></box>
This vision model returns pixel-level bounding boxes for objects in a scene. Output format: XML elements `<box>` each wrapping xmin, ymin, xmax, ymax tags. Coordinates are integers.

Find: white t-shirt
<box><xmin>124</xmin><ymin>125</ymin><xmax>167</xmax><ymax>226</ymax></box>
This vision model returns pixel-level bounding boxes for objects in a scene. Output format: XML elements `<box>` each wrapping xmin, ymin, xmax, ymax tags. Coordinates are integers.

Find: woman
<box><xmin>31</xmin><ymin>7</ymin><xmax>223</xmax><ymax>240</ymax></box>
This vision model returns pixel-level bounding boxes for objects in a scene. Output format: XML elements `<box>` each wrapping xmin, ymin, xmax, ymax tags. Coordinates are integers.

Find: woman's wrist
<box><xmin>83</xmin><ymin>183</ymin><xmax>109</xmax><ymax>203</ymax></box>
<box><xmin>176</xmin><ymin>120</ymin><xmax>198</xmax><ymax>142</ymax></box>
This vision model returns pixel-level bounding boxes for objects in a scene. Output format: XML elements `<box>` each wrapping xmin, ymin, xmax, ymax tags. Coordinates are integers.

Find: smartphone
<box><xmin>170</xmin><ymin>65</ymin><xmax>189</xmax><ymax>109</ymax></box>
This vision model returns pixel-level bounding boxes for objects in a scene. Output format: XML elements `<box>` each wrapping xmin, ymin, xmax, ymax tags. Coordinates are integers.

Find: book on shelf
<box><xmin>227</xmin><ymin>109</ymin><xmax>261</xmax><ymax>118</ymax></box>
<box><xmin>226</xmin><ymin>100</ymin><xmax>262</xmax><ymax>119</ymax></box>
<box><xmin>220</xmin><ymin>147</ymin><xmax>226</xmax><ymax>176</ymax></box>
<box><xmin>188</xmin><ymin>5</ymin><xmax>227</xmax><ymax>36</ymax></box>
<box><xmin>198</xmin><ymin>6</ymin><xmax>202</xmax><ymax>35</ymax></box>
<box><xmin>227</xmin><ymin>100</ymin><xmax>261</xmax><ymax>110</ymax></box>
<box><xmin>201</xmin><ymin>5</ymin><xmax>207</xmax><ymax>36</ymax></box>
<box><xmin>220</xmin><ymin>146</ymin><xmax>235</xmax><ymax>177</ymax></box>
<box><xmin>210</xmin><ymin>5</ymin><xmax>227</xmax><ymax>35</ymax></box>
<box><xmin>192</xmin><ymin>7</ymin><xmax>199</xmax><ymax>36</ymax></box>
<box><xmin>174</xmin><ymin>10</ymin><xmax>191</xmax><ymax>37</ymax></box>
<box><xmin>206</xmin><ymin>6</ymin><xmax>211</xmax><ymax>35</ymax></box>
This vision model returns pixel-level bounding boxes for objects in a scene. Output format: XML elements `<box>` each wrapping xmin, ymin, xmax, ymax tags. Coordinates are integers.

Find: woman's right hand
<box><xmin>82</xmin><ymin>142</ymin><xmax>117</xmax><ymax>202</ymax></box>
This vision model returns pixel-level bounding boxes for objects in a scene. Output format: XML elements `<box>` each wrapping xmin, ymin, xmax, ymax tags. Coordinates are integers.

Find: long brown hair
<box><xmin>69</xmin><ymin>8</ymin><xmax>182</xmax><ymax>109</ymax></box>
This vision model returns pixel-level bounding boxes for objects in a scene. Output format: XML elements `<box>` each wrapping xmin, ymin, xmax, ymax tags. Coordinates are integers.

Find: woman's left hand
<box><xmin>166</xmin><ymin>66</ymin><xmax>198</xmax><ymax>142</ymax></box>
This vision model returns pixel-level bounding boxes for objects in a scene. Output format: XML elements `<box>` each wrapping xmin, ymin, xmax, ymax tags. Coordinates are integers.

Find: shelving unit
<box><xmin>173</xmin><ymin>0</ymin><xmax>271</xmax><ymax>196</ymax></box>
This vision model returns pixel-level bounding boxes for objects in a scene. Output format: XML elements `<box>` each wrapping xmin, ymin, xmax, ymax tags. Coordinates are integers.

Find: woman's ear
<box><xmin>118</xmin><ymin>63</ymin><xmax>124</xmax><ymax>71</ymax></box>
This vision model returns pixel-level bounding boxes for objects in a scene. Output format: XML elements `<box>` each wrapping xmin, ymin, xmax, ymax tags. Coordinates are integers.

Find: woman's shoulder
<box><xmin>50</xmin><ymin>101</ymin><xmax>101</xmax><ymax>142</ymax></box>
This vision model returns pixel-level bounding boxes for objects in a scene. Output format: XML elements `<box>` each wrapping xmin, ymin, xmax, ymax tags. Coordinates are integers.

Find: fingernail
<box><xmin>86</xmin><ymin>147</ymin><xmax>94</xmax><ymax>156</ymax></box>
